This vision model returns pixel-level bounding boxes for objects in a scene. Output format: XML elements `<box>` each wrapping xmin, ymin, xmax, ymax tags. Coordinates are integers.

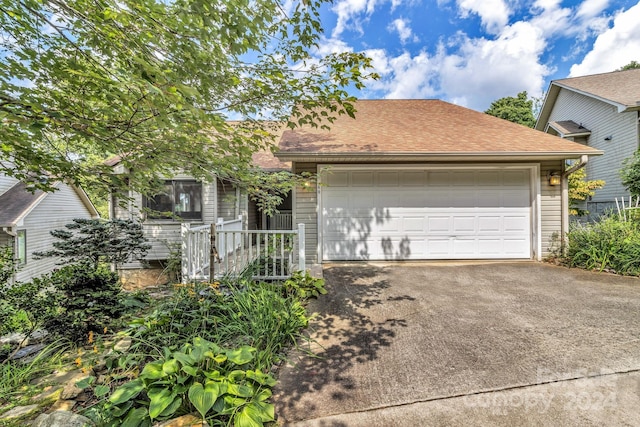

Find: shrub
<box><xmin>43</xmin><ymin>264</ymin><xmax>125</xmax><ymax>342</ymax></box>
<box><xmin>566</xmin><ymin>216</ymin><xmax>640</xmax><ymax>275</ymax></box>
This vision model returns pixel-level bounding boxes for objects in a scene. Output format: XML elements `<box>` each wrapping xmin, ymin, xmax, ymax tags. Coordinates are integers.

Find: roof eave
<box><xmin>553</xmin><ymin>82</ymin><xmax>633</xmax><ymax>113</ymax></box>
<box><xmin>276</xmin><ymin>150</ymin><xmax>604</xmax><ymax>163</ymax></box>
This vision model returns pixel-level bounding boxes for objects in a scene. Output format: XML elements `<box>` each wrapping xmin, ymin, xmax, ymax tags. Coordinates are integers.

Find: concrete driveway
<box><xmin>273</xmin><ymin>262</ymin><xmax>640</xmax><ymax>426</ymax></box>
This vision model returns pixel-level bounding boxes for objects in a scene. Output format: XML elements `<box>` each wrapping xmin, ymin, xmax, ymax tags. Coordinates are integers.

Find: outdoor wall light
<box><xmin>548</xmin><ymin>172</ymin><xmax>561</xmax><ymax>186</ymax></box>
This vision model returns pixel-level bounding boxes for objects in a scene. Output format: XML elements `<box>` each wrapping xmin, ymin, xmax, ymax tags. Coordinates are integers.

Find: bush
<box><xmin>566</xmin><ymin>216</ymin><xmax>640</xmax><ymax>275</ymax></box>
<box><xmin>43</xmin><ymin>264</ymin><xmax>125</xmax><ymax>342</ymax></box>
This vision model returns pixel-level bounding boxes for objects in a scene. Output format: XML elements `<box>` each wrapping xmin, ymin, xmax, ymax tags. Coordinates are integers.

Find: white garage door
<box><xmin>321</xmin><ymin>168</ymin><xmax>532</xmax><ymax>261</ymax></box>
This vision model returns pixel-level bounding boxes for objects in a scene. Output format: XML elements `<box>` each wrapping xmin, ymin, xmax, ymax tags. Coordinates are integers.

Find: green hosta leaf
<box><xmin>246</xmin><ymin>370</ymin><xmax>276</xmax><ymax>386</ymax></box>
<box><xmin>110</xmin><ymin>379</ymin><xmax>144</xmax><ymax>405</ymax></box>
<box><xmin>254</xmin><ymin>388</ymin><xmax>272</xmax><ymax>402</ymax></box>
<box><xmin>188</xmin><ymin>381</ymin><xmax>221</xmax><ymax>418</ymax></box>
<box><xmin>235</xmin><ymin>401</ymin><xmax>275</xmax><ymax>427</ymax></box>
<box><xmin>228</xmin><ymin>370</ymin><xmax>247</xmax><ymax>382</ymax></box>
<box><xmin>148</xmin><ymin>387</ymin><xmax>175</xmax><ymax>419</ymax></box>
<box><xmin>172</xmin><ymin>351</ymin><xmax>193</xmax><ymax>366</ymax></box>
<box><xmin>141</xmin><ymin>361</ymin><xmax>165</xmax><ymax>379</ymax></box>
<box><xmin>94</xmin><ymin>384</ymin><xmax>111</xmax><ymax>397</ymax></box>
<box><xmin>226</xmin><ymin>383</ymin><xmax>254</xmax><ymax>398</ymax></box>
<box><xmin>226</xmin><ymin>346</ymin><xmax>255</xmax><ymax>365</ymax></box>
<box><xmin>121</xmin><ymin>406</ymin><xmax>149</xmax><ymax>427</ymax></box>
<box><xmin>203</xmin><ymin>370</ymin><xmax>224</xmax><ymax>381</ymax></box>
<box><xmin>111</xmin><ymin>401</ymin><xmax>134</xmax><ymax>417</ymax></box>
<box><xmin>158</xmin><ymin>396</ymin><xmax>182</xmax><ymax>418</ymax></box>
<box><xmin>162</xmin><ymin>358</ymin><xmax>180</xmax><ymax>375</ymax></box>
<box><xmin>182</xmin><ymin>365</ymin><xmax>199</xmax><ymax>376</ymax></box>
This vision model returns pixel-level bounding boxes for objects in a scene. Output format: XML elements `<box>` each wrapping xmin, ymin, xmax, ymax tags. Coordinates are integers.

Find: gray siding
<box><xmin>293</xmin><ymin>163</ymin><xmax>319</xmax><ymax>264</ymax></box>
<box><xmin>0</xmin><ymin>232</ymin><xmax>11</xmax><ymax>247</ymax></box>
<box><xmin>16</xmin><ymin>184</ymin><xmax>95</xmax><ymax>283</ymax></box>
<box><xmin>547</xmin><ymin>89</ymin><xmax>639</xmax><ymax>202</ymax></box>
<box><xmin>217</xmin><ymin>179</ymin><xmax>238</xmax><ymax>221</ymax></box>
<box><xmin>539</xmin><ymin>160</ymin><xmax>563</xmax><ymax>258</ymax></box>
<box><xmin>0</xmin><ymin>175</ymin><xmax>19</xmax><ymax>197</ymax></box>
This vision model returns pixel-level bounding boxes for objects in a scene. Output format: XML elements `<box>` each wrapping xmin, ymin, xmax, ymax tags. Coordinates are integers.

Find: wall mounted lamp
<box><xmin>548</xmin><ymin>171</ymin><xmax>561</xmax><ymax>186</ymax></box>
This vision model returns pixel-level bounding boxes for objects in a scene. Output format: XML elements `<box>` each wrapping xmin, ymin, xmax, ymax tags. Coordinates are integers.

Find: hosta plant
<box><xmin>81</xmin><ymin>337</ymin><xmax>276</xmax><ymax>427</ymax></box>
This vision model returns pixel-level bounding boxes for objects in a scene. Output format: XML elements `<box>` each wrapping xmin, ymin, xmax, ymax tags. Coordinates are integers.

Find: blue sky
<box><xmin>309</xmin><ymin>0</ymin><xmax>640</xmax><ymax>111</ymax></box>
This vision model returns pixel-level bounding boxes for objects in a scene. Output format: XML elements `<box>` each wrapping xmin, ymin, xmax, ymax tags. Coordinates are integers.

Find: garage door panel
<box><xmin>321</xmin><ymin>168</ymin><xmax>532</xmax><ymax>260</ymax></box>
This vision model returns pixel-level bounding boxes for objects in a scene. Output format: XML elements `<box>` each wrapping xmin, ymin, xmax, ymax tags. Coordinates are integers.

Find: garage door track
<box><xmin>273</xmin><ymin>262</ymin><xmax>640</xmax><ymax>426</ymax></box>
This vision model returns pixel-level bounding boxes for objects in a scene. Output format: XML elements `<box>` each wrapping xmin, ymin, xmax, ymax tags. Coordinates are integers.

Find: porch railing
<box><xmin>181</xmin><ymin>220</ymin><xmax>305</xmax><ymax>282</ymax></box>
<box><xmin>267</xmin><ymin>210</ymin><xmax>293</xmax><ymax>230</ymax></box>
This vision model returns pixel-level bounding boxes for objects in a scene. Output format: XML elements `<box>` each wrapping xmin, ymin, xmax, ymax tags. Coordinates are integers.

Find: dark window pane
<box><xmin>146</xmin><ymin>182</ymin><xmax>174</xmax><ymax>219</ymax></box>
<box><xmin>144</xmin><ymin>181</ymin><xmax>202</xmax><ymax>220</ymax></box>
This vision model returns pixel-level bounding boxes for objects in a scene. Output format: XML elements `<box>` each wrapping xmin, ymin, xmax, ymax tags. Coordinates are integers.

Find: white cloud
<box><xmin>456</xmin><ymin>0</ymin><xmax>511</xmax><ymax>34</ymax></box>
<box><xmin>576</xmin><ymin>0</ymin><xmax>610</xmax><ymax>19</ymax></box>
<box><xmin>570</xmin><ymin>3</ymin><xmax>640</xmax><ymax>76</ymax></box>
<box><xmin>315</xmin><ymin>37</ymin><xmax>354</xmax><ymax>56</ymax></box>
<box><xmin>332</xmin><ymin>0</ymin><xmax>380</xmax><ymax>37</ymax></box>
<box><xmin>388</xmin><ymin>18</ymin><xmax>418</xmax><ymax>44</ymax></box>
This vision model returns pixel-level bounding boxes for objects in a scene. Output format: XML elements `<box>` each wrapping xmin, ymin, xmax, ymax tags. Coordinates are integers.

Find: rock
<box><xmin>61</xmin><ymin>381</ymin><xmax>84</xmax><ymax>400</ymax></box>
<box><xmin>31</xmin><ymin>410</ymin><xmax>94</xmax><ymax>427</ymax></box>
<box><xmin>32</xmin><ymin>369</ymin><xmax>84</xmax><ymax>386</ymax></box>
<box><xmin>47</xmin><ymin>400</ymin><xmax>76</xmax><ymax>412</ymax></box>
<box><xmin>0</xmin><ymin>332</ymin><xmax>26</xmax><ymax>346</ymax></box>
<box><xmin>0</xmin><ymin>404</ymin><xmax>40</xmax><ymax>420</ymax></box>
<box><xmin>119</xmin><ymin>268</ymin><xmax>169</xmax><ymax>290</ymax></box>
<box><xmin>155</xmin><ymin>414</ymin><xmax>209</xmax><ymax>427</ymax></box>
<box><xmin>0</xmin><ymin>329</ymin><xmax>48</xmax><ymax>346</ymax></box>
<box><xmin>113</xmin><ymin>337</ymin><xmax>132</xmax><ymax>352</ymax></box>
<box><xmin>31</xmin><ymin>386</ymin><xmax>63</xmax><ymax>404</ymax></box>
<box><xmin>9</xmin><ymin>343</ymin><xmax>46</xmax><ymax>361</ymax></box>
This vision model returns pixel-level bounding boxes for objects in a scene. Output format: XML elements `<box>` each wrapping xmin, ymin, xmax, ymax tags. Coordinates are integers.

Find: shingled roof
<box><xmin>553</xmin><ymin>68</ymin><xmax>640</xmax><ymax>110</ymax></box>
<box><xmin>277</xmin><ymin>100</ymin><xmax>602</xmax><ymax>162</ymax></box>
<box><xmin>0</xmin><ymin>181</ymin><xmax>47</xmax><ymax>227</ymax></box>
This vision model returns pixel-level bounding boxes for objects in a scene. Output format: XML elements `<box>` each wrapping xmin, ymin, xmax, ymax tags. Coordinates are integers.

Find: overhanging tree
<box><xmin>0</xmin><ymin>0</ymin><xmax>376</xmax><ymax>210</ymax></box>
<box><xmin>484</xmin><ymin>91</ymin><xmax>536</xmax><ymax>128</ymax></box>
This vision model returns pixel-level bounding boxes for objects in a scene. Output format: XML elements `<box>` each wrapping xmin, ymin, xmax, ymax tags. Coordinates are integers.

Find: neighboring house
<box><xmin>107</xmin><ymin>149</ymin><xmax>292</xmax><ymax>267</ymax></box>
<box><xmin>535</xmin><ymin>68</ymin><xmax>640</xmax><ymax>215</ymax></box>
<box><xmin>275</xmin><ymin>99</ymin><xmax>602</xmax><ymax>263</ymax></box>
<box><xmin>0</xmin><ymin>174</ymin><xmax>99</xmax><ymax>283</ymax></box>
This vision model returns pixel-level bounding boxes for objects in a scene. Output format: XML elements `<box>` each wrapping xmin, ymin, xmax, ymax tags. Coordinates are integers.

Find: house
<box><xmin>535</xmin><ymin>68</ymin><xmax>640</xmax><ymax>216</ymax></box>
<box><xmin>0</xmin><ymin>174</ymin><xmax>99</xmax><ymax>283</ymax></box>
<box><xmin>275</xmin><ymin>99</ymin><xmax>602</xmax><ymax>263</ymax></box>
<box><xmin>107</xmin><ymin>149</ymin><xmax>292</xmax><ymax>270</ymax></box>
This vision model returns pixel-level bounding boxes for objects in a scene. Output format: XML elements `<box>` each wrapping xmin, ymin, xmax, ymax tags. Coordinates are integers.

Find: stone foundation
<box><xmin>118</xmin><ymin>268</ymin><xmax>170</xmax><ymax>290</ymax></box>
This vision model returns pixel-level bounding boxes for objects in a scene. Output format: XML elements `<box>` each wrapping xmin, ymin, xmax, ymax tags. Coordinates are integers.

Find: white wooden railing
<box><xmin>267</xmin><ymin>210</ymin><xmax>293</xmax><ymax>230</ymax></box>
<box><xmin>181</xmin><ymin>219</ymin><xmax>305</xmax><ymax>282</ymax></box>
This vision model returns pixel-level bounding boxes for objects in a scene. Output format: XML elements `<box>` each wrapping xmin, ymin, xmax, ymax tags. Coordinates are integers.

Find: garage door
<box><xmin>321</xmin><ymin>168</ymin><xmax>532</xmax><ymax>260</ymax></box>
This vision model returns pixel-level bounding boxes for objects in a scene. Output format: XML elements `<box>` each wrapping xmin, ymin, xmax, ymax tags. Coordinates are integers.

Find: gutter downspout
<box><xmin>561</xmin><ymin>154</ymin><xmax>589</xmax><ymax>242</ymax></box>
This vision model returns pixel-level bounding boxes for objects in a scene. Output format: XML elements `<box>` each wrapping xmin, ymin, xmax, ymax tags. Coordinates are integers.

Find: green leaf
<box><xmin>148</xmin><ymin>387</ymin><xmax>175</xmax><ymax>419</ymax></box>
<box><xmin>226</xmin><ymin>346</ymin><xmax>255</xmax><ymax>365</ymax></box>
<box><xmin>94</xmin><ymin>384</ymin><xmax>111</xmax><ymax>397</ymax></box>
<box><xmin>188</xmin><ymin>381</ymin><xmax>221</xmax><ymax>418</ymax></box>
<box><xmin>235</xmin><ymin>401</ymin><xmax>274</xmax><ymax>427</ymax></box>
<box><xmin>75</xmin><ymin>376</ymin><xmax>95</xmax><ymax>389</ymax></box>
<box><xmin>110</xmin><ymin>379</ymin><xmax>144</xmax><ymax>405</ymax></box>
<box><xmin>226</xmin><ymin>383</ymin><xmax>254</xmax><ymax>398</ymax></box>
<box><xmin>172</xmin><ymin>351</ymin><xmax>193</xmax><ymax>365</ymax></box>
<box><xmin>162</xmin><ymin>358</ymin><xmax>180</xmax><ymax>375</ymax></box>
<box><xmin>246</xmin><ymin>370</ymin><xmax>276</xmax><ymax>386</ymax></box>
<box><xmin>141</xmin><ymin>361</ymin><xmax>165</xmax><ymax>379</ymax></box>
<box><xmin>121</xmin><ymin>406</ymin><xmax>149</xmax><ymax>427</ymax></box>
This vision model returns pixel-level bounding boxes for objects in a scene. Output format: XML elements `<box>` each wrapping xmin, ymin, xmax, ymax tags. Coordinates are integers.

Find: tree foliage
<box><xmin>568</xmin><ymin>167</ymin><xmax>605</xmax><ymax>216</ymax></box>
<box><xmin>618</xmin><ymin>60</ymin><xmax>640</xmax><ymax>71</ymax></box>
<box><xmin>485</xmin><ymin>91</ymin><xmax>536</xmax><ymax>128</ymax></box>
<box><xmin>0</xmin><ymin>0</ymin><xmax>376</xmax><ymax>208</ymax></box>
<box><xmin>33</xmin><ymin>218</ymin><xmax>150</xmax><ymax>269</ymax></box>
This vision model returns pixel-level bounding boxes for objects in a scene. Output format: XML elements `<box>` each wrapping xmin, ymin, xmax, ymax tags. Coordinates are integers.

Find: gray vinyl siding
<box><xmin>0</xmin><ymin>232</ymin><xmax>11</xmax><ymax>247</ymax></box>
<box><xmin>539</xmin><ymin>160</ymin><xmax>563</xmax><ymax>258</ymax></box>
<box><xmin>15</xmin><ymin>184</ymin><xmax>95</xmax><ymax>283</ymax></box>
<box><xmin>293</xmin><ymin>163</ymin><xmax>318</xmax><ymax>264</ymax></box>
<box><xmin>217</xmin><ymin>179</ymin><xmax>238</xmax><ymax>221</ymax></box>
<box><xmin>0</xmin><ymin>175</ymin><xmax>19</xmax><ymax>197</ymax></box>
<box><xmin>547</xmin><ymin>89</ymin><xmax>639</xmax><ymax>202</ymax></box>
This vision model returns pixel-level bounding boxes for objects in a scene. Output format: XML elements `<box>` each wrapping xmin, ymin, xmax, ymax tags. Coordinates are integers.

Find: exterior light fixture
<box><xmin>548</xmin><ymin>172</ymin><xmax>561</xmax><ymax>186</ymax></box>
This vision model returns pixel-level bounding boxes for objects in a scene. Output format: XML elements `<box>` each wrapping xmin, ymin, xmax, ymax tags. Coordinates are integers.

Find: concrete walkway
<box><xmin>273</xmin><ymin>262</ymin><xmax>640</xmax><ymax>426</ymax></box>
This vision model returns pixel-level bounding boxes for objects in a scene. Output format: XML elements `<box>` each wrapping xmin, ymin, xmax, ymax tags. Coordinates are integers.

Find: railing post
<box><xmin>209</xmin><ymin>223</ymin><xmax>216</xmax><ymax>281</ymax></box>
<box><xmin>298</xmin><ymin>223</ymin><xmax>305</xmax><ymax>272</ymax></box>
<box><xmin>181</xmin><ymin>223</ymin><xmax>190</xmax><ymax>283</ymax></box>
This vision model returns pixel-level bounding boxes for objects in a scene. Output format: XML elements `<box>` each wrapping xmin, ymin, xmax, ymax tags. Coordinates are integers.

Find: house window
<box><xmin>16</xmin><ymin>230</ymin><xmax>26</xmax><ymax>265</ymax></box>
<box><xmin>145</xmin><ymin>180</ymin><xmax>202</xmax><ymax>220</ymax></box>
